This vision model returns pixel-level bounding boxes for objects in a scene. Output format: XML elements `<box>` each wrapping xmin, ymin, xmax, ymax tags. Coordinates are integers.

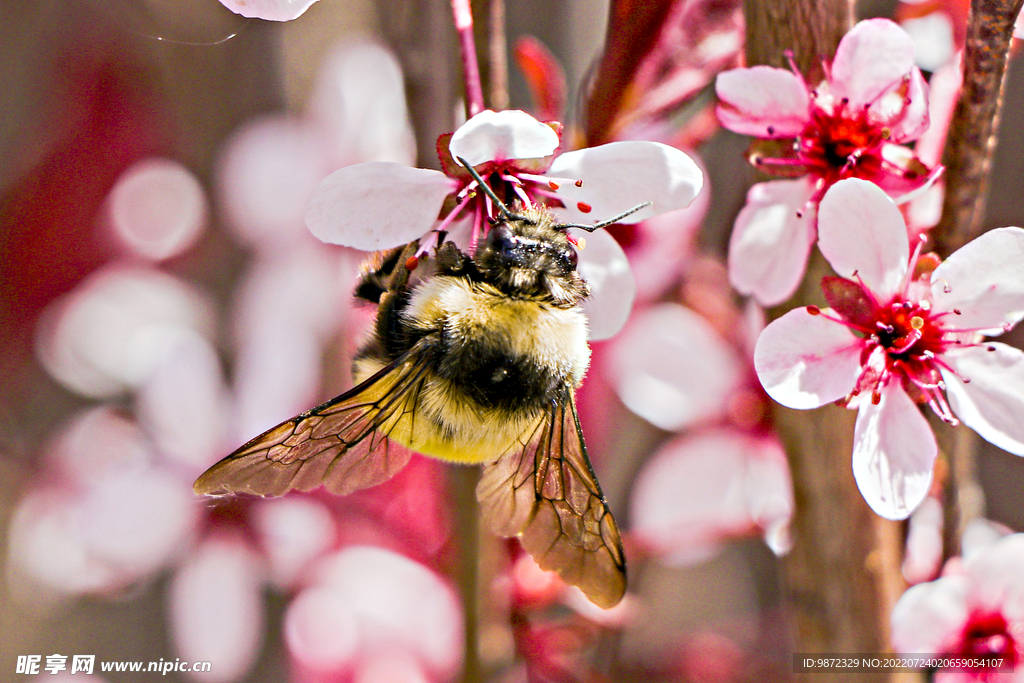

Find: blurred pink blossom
<box><xmin>892</xmin><ymin>533</ymin><xmax>1024</xmax><ymax>682</ymax></box>
<box><xmin>285</xmin><ymin>545</ymin><xmax>463</xmax><ymax>682</ymax></box>
<box><xmin>755</xmin><ymin>178</ymin><xmax>1024</xmax><ymax>519</ymax></box>
<box><xmin>717</xmin><ymin>18</ymin><xmax>941</xmax><ymax>305</ymax></box>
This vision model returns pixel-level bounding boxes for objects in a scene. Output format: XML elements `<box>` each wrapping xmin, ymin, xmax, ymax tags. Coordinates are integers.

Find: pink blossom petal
<box><xmin>902</xmin><ymin>496</ymin><xmax>944</xmax><ymax>585</ymax></box>
<box><xmin>754</xmin><ymin>308</ymin><xmax>862</xmax><ymax>409</ymax></box>
<box><xmin>931</xmin><ymin>227</ymin><xmax>1024</xmax><ymax>334</ymax></box>
<box><xmin>287</xmin><ymin>547</ymin><xmax>462</xmax><ymax>675</ymax></box>
<box><xmin>572</xmin><ymin>228</ymin><xmax>635</xmax><ymax>340</ymax></box>
<box><xmin>217</xmin><ymin>115</ymin><xmax>333</xmax><ymax>249</ymax></box>
<box><xmin>714</xmin><ymin>66</ymin><xmax>810</xmax><ymax>137</ymax></box>
<box><xmin>817</xmin><ymin>178</ymin><xmax>910</xmax><ymax>299</ymax></box>
<box><xmin>136</xmin><ymin>334</ymin><xmax>229</xmax><ymax>475</ymax></box>
<box><xmin>108</xmin><ymin>158</ymin><xmax>207</xmax><ymax>261</ymax></box>
<box><xmin>609</xmin><ymin>304</ymin><xmax>744</xmax><ymax>431</ymax></box>
<box><xmin>8</xmin><ymin>490</ymin><xmax>117</xmax><ymax>597</ymax></box>
<box><xmin>218</xmin><ymin>0</ymin><xmax>319</xmax><ymax>21</ymax></box>
<box><xmin>449</xmin><ymin>109</ymin><xmax>559</xmax><ymax>166</ymax></box>
<box><xmin>942</xmin><ymin>343</ymin><xmax>1024</xmax><ymax>457</ymax></box>
<box><xmin>35</xmin><ymin>266</ymin><xmax>215</xmax><ymax>399</ymax></box>
<box><xmin>630</xmin><ymin>431</ymin><xmax>791</xmax><ymax>565</ymax></box>
<box><xmin>883</xmin><ymin>67</ymin><xmax>931</xmax><ymax>143</ymax></box>
<box><xmin>48</xmin><ymin>407</ymin><xmax>152</xmax><ymax>486</ymax></box>
<box><xmin>306</xmin><ymin>162</ymin><xmax>455</xmax><ymax>251</ymax></box>
<box><xmin>901</xmin><ymin>14</ymin><xmax>955</xmax><ymax>72</ymax></box>
<box><xmin>875</xmin><ymin>145</ymin><xmax>943</xmax><ymax>202</ymax></box>
<box><xmin>964</xmin><ymin>533</ymin><xmax>1024</xmax><ymax>619</ymax></box>
<box><xmin>252</xmin><ymin>497</ymin><xmax>336</xmax><ymax>589</ymax></box>
<box><xmin>852</xmin><ymin>383</ymin><xmax>936</xmax><ymax>520</ymax></box>
<box><xmin>285</xmin><ymin>586</ymin><xmax>360</xmax><ymax>671</ymax></box>
<box><xmin>727</xmin><ymin>179</ymin><xmax>816</xmax><ymax>306</ymax></box>
<box><xmin>169</xmin><ymin>534</ymin><xmax>265</xmax><ymax>683</ymax></box>
<box><xmin>891</xmin><ymin>575</ymin><xmax>970</xmax><ymax>654</ymax></box>
<box><xmin>354</xmin><ymin>654</ymin><xmax>432</xmax><ymax>683</ymax></box>
<box><xmin>916</xmin><ymin>60</ymin><xmax>961</xmax><ymax>168</ymax></box>
<box><xmin>830</xmin><ymin>19</ymin><xmax>917</xmax><ymax>112</ymax></box>
<box><xmin>307</xmin><ymin>42</ymin><xmax>416</xmax><ymax>167</ymax></box>
<box><xmin>547</xmin><ymin>141</ymin><xmax>703</xmax><ymax>225</ymax></box>
<box><xmin>78</xmin><ymin>467</ymin><xmax>199</xmax><ymax>579</ymax></box>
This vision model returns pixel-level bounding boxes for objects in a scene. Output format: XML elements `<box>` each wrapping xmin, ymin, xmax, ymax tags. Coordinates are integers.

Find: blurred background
<box><xmin>1</xmin><ymin>1</ymin><xmax>1023</xmax><ymax>681</ymax></box>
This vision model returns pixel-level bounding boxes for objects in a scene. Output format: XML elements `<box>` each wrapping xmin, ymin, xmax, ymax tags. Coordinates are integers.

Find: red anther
<box><xmin>806</xmin><ymin>305</ymin><xmax>821</xmax><ymax>315</ymax></box>
<box><xmin>577</xmin><ymin>202</ymin><xmax>592</xmax><ymax>213</ymax></box>
<box><xmin>574</xmin><ymin>179</ymin><xmax>583</xmax><ymax>187</ymax></box>
<box><xmin>871</xmin><ymin>391</ymin><xmax>881</xmax><ymax>405</ymax></box>
<box><xmin>405</xmin><ymin>256</ymin><xmax>419</xmax><ymax>271</ymax></box>
<box><xmin>548</xmin><ymin>180</ymin><xmax>560</xmax><ymax>190</ymax></box>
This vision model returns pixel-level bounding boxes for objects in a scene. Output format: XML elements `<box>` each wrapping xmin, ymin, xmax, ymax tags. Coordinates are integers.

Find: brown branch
<box><xmin>929</xmin><ymin>0</ymin><xmax>1021</xmax><ymax>563</ymax></box>
<box><xmin>745</xmin><ymin>0</ymin><xmax>908</xmax><ymax>675</ymax></box>
<box><xmin>932</xmin><ymin>0</ymin><xmax>1024</xmax><ymax>256</ymax></box>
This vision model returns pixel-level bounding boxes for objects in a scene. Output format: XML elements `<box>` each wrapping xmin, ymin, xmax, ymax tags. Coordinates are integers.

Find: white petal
<box><xmin>830</xmin><ymin>19</ymin><xmax>916</xmax><ymax>111</ymax></box>
<box><xmin>136</xmin><ymin>334</ymin><xmax>229</xmax><ymax>475</ymax></box>
<box><xmin>902</xmin><ymin>496</ymin><xmax>944</xmax><ymax>585</ymax></box>
<box><xmin>572</xmin><ymin>228</ymin><xmax>635</xmax><ymax>340</ymax></box>
<box><xmin>216</xmin><ymin>115</ymin><xmax>333</xmax><ymax>249</ymax></box>
<box><xmin>303</xmin><ymin>546</ymin><xmax>464</xmax><ymax>675</ymax></box>
<box><xmin>252</xmin><ymin>497</ymin><xmax>335</xmax><ymax>589</ymax></box>
<box><xmin>931</xmin><ymin>227</ymin><xmax>1024</xmax><ymax>333</ymax></box>
<box><xmin>715</xmin><ymin>66</ymin><xmax>810</xmax><ymax>137</ymax></box>
<box><xmin>169</xmin><ymin>535</ymin><xmax>265</xmax><ymax>683</ymax></box>
<box><xmin>308</xmin><ymin>42</ymin><xmax>417</xmax><ymax>167</ymax></box>
<box><xmin>852</xmin><ymin>383</ymin><xmax>936</xmax><ymax>520</ymax></box>
<box><xmin>608</xmin><ymin>303</ymin><xmax>744</xmax><ymax>431</ymax></box>
<box><xmin>964</xmin><ymin>533</ymin><xmax>1024</xmax><ymax>620</ymax></box>
<box><xmin>630</xmin><ymin>431</ymin><xmax>791</xmax><ymax>566</ymax></box>
<box><xmin>108</xmin><ymin>158</ymin><xmax>207</xmax><ymax>261</ymax></box>
<box><xmin>753</xmin><ymin>308</ymin><xmax>862</xmax><ymax>409</ymax></box>
<box><xmin>218</xmin><ymin>0</ymin><xmax>319</xmax><ymax>21</ymax></box>
<box><xmin>817</xmin><ymin>178</ymin><xmax>909</xmax><ymax>299</ymax></box>
<box><xmin>34</xmin><ymin>266</ymin><xmax>214</xmax><ymax>398</ymax></box>
<box><xmin>448</xmin><ymin>109</ymin><xmax>559</xmax><ymax>166</ymax></box>
<box><xmin>547</xmin><ymin>141</ymin><xmax>703</xmax><ymax>225</ymax></box>
<box><xmin>890</xmin><ymin>575</ymin><xmax>969</xmax><ymax>654</ymax></box>
<box><xmin>901</xmin><ymin>14</ymin><xmax>955</xmax><ymax>73</ymax></box>
<box><xmin>727</xmin><ymin>179</ymin><xmax>816</xmax><ymax>306</ymax></box>
<box><xmin>79</xmin><ymin>467</ymin><xmax>198</xmax><ymax>579</ymax></box>
<box><xmin>306</xmin><ymin>162</ymin><xmax>455</xmax><ymax>251</ymax></box>
<box><xmin>942</xmin><ymin>343</ymin><xmax>1024</xmax><ymax>456</ymax></box>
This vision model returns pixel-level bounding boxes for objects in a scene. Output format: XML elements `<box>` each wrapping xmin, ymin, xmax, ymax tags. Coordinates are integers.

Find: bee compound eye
<box><xmin>486</xmin><ymin>224</ymin><xmax>516</xmax><ymax>255</ymax></box>
<box><xmin>564</xmin><ymin>246</ymin><xmax>578</xmax><ymax>269</ymax></box>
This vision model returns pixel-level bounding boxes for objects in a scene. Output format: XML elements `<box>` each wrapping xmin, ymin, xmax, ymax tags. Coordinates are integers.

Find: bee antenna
<box><xmin>456</xmin><ymin>156</ymin><xmax>534</xmax><ymax>224</ymax></box>
<box><xmin>553</xmin><ymin>201</ymin><xmax>653</xmax><ymax>232</ymax></box>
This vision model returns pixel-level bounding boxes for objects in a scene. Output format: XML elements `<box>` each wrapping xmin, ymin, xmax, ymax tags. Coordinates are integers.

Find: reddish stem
<box><xmin>452</xmin><ymin>0</ymin><xmax>486</xmax><ymax>117</ymax></box>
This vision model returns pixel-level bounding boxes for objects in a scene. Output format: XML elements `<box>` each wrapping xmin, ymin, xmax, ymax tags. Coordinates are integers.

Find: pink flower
<box><xmin>891</xmin><ymin>533</ymin><xmax>1024</xmax><ymax>682</ymax></box>
<box><xmin>305</xmin><ymin>108</ymin><xmax>703</xmax><ymax>338</ymax></box>
<box><xmin>716</xmin><ymin>18</ymin><xmax>941</xmax><ymax>305</ymax></box>
<box><xmin>754</xmin><ymin>178</ymin><xmax>1024</xmax><ymax>519</ymax></box>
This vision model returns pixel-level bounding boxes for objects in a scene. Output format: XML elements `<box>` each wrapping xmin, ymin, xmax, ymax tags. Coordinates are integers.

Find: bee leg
<box><xmin>435</xmin><ymin>241</ymin><xmax>479</xmax><ymax>279</ymax></box>
<box><xmin>374</xmin><ymin>240</ymin><xmax>420</xmax><ymax>358</ymax></box>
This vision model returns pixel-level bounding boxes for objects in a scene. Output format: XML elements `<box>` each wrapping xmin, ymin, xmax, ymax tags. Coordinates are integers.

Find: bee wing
<box><xmin>476</xmin><ymin>394</ymin><xmax>626</xmax><ymax>608</ymax></box>
<box><xmin>194</xmin><ymin>343</ymin><xmax>434</xmax><ymax>498</ymax></box>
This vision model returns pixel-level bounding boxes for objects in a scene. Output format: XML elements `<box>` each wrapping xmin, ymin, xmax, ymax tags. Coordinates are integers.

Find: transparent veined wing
<box><xmin>194</xmin><ymin>341</ymin><xmax>435</xmax><ymax>498</ymax></box>
<box><xmin>477</xmin><ymin>394</ymin><xmax>627</xmax><ymax>608</ymax></box>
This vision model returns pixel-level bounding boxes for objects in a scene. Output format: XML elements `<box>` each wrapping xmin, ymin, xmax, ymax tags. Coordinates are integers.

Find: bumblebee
<box><xmin>195</xmin><ymin>173</ymin><xmax>635</xmax><ymax>608</ymax></box>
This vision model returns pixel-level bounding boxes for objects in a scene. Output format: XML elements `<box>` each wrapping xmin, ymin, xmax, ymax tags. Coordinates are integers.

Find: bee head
<box><xmin>474</xmin><ymin>205</ymin><xmax>589</xmax><ymax>305</ymax></box>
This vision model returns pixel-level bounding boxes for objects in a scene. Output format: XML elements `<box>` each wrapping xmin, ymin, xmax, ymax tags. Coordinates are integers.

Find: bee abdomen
<box><xmin>437</xmin><ymin>344</ymin><xmax>568</xmax><ymax>413</ymax></box>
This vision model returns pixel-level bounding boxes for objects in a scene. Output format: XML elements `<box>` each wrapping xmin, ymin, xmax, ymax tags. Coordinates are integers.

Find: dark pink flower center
<box><xmin>943</xmin><ymin>610</ymin><xmax>1018</xmax><ymax>677</ymax></box>
<box><xmin>799</xmin><ymin>102</ymin><xmax>887</xmax><ymax>186</ymax></box>
<box><xmin>815</xmin><ymin>273</ymin><xmax>960</xmax><ymax>418</ymax></box>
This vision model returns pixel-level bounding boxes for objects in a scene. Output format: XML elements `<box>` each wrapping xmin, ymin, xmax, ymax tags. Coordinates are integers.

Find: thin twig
<box><xmin>933</xmin><ymin>0</ymin><xmax>1024</xmax><ymax>256</ymax></box>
